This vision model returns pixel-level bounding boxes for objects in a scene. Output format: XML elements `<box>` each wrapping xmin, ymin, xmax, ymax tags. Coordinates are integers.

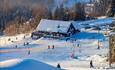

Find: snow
<box><xmin>0</xmin><ymin>34</ymin><xmax>31</xmax><ymax>47</ymax></box>
<box><xmin>97</xmin><ymin>16</ymin><xmax>107</xmax><ymax>19</ymax></box>
<box><xmin>74</xmin><ymin>17</ymin><xmax>113</xmax><ymax>28</ymax></box>
<box><xmin>0</xmin><ymin>21</ymin><xmax>115</xmax><ymax>70</ymax></box>
<box><xmin>70</xmin><ymin>31</ymin><xmax>104</xmax><ymax>40</ymax></box>
<box><xmin>0</xmin><ymin>59</ymin><xmax>23</xmax><ymax>67</ymax></box>
<box><xmin>0</xmin><ymin>34</ymin><xmax>25</xmax><ymax>47</ymax></box>
<box><xmin>0</xmin><ymin>59</ymin><xmax>60</xmax><ymax>70</ymax></box>
<box><xmin>35</xmin><ymin>19</ymin><xmax>72</xmax><ymax>33</ymax></box>
<box><xmin>0</xmin><ymin>34</ymin><xmax>113</xmax><ymax>70</ymax></box>
<box><xmin>86</xmin><ymin>55</ymin><xmax>107</xmax><ymax>63</ymax></box>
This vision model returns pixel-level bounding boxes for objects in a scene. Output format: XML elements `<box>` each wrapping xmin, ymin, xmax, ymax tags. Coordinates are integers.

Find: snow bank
<box><xmin>86</xmin><ymin>55</ymin><xmax>107</xmax><ymax>63</ymax></box>
<box><xmin>0</xmin><ymin>34</ymin><xmax>25</xmax><ymax>46</ymax></box>
<box><xmin>0</xmin><ymin>59</ymin><xmax>23</xmax><ymax>67</ymax></box>
<box><xmin>0</xmin><ymin>34</ymin><xmax>31</xmax><ymax>47</ymax></box>
<box><xmin>0</xmin><ymin>59</ymin><xmax>60</xmax><ymax>70</ymax></box>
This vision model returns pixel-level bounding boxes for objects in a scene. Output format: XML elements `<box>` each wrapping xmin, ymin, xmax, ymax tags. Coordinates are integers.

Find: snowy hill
<box><xmin>0</xmin><ymin>23</ymin><xmax>115</xmax><ymax>70</ymax></box>
<box><xmin>0</xmin><ymin>59</ymin><xmax>60</xmax><ymax>70</ymax></box>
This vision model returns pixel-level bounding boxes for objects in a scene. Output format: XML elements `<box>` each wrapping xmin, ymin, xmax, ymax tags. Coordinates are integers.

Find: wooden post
<box><xmin>109</xmin><ymin>34</ymin><xmax>112</xmax><ymax>67</ymax></box>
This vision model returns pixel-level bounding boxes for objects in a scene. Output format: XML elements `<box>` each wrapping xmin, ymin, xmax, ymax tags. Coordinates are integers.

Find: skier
<box><xmin>24</xmin><ymin>36</ymin><xmax>25</xmax><ymax>39</ymax></box>
<box><xmin>28</xmin><ymin>50</ymin><xmax>30</xmax><ymax>55</ymax></box>
<box><xmin>71</xmin><ymin>53</ymin><xmax>74</xmax><ymax>58</ymax></box>
<box><xmin>48</xmin><ymin>45</ymin><xmax>50</xmax><ymax>49</ymax></box>
<box><xmin>15</xmin><ymin>45</ymin><xmax>17</xmax><ymax>48</ymax></box>
<box><xmin>57</xmin><ymin>63</ymin><xmax>61</xmax><ymax>69</ymax></box>
<box><xmin>8</xmin><ymin>38</ymin><xmax>11</xmax><ymax>41</ymax></box>
<box><xmin>16</xmin><ymin>37</ymin><xmax>18</xmax><ymax>40</ymax></box>
<box><xmin>90</xmin><ymin>60</ymin><xmax>94</xmax><ymax>68</ymax></box>
<box><xmin>27</xmin><ymin>42</ymin><xmax>29</xmax><ymax>45</ymax></box>
<box><xmin>77</xmin><ymin>43</ymin><xmax>80</xmax><ymax>47</ymax></box>
<box><xmin>97</xmin><ymin>40</ymin><xmax>100</xmax><ymax>49</ymax></box>
<box><xmin>52</xmin><ymin>45</ymin><xmax>54</xmax><ymax>49</ymax></box>
<box><xmin>24</xmin><ymin>42</ymin><xmax>26</xmax><ymax>46</ymax></box>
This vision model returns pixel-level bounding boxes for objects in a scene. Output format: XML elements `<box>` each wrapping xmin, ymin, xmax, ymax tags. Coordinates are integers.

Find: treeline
<box><xmin>0</xmin><ymin>0</ymin><xmax>112</xmax><ymax>35</ymax></box>
<box><xmin>0</xmin><ymin>0</ymin><xmax>54</xmax><ymax>35</ymax></box>
<box><xmin>0</xmin><ymin>2</ymin><xmax>86</xmax><ymax>35</ymax></box>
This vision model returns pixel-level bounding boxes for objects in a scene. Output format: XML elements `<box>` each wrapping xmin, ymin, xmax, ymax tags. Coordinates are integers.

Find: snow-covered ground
<box><xmin>0</xmin><ymin>29</ymin><xmax>115</xmax><ymax>70</ymax></box>
<box><xmin>0</xmin><ymin>59</ymin><xmax>60</xmax><ymax>70</ymax></box>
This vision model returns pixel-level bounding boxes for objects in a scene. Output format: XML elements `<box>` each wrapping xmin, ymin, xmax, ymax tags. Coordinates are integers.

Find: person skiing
<box><xmin>57</xmin><ymin>63</ymin><xmax>61</xmax><ymax>69</ymax></box>
<box><xmin>71</xmin><ymin>53</ymin><xmax>74</xmax><ymax>58</ymax></box>
<box><xmin>24</xmin><ymin>42</ymin><xmax>26</xmax><ymax>46</ymax></box>
<box><xmin>97</xmin><ymin>40</ymin><xmax>100</xmax><ymax>49</ymax></box>
<box><xmin>27</xmin><ymin>42</ymin><xmax>29</xmax><ymax>45</ymax></box>
<box><xmin>15</xmin><ymin>45</ymin><xmax>17</xmax><ymax>48</ymax></box>
<box><xmin>24</xmin><ymin>36</ymin><xmax>25</xmax><ymax>39</ymax></box>
<box><xmin>90</xmin><ymin>60</ymin><xmax>94</xmax><ymax>68</ymax></box>
<box><xmin>77</xmin><ymin>43</ymin><xmax>80</xmax><ymax>47</ymax></box>
<box><xmin>48</xmin><ymin>45</ymin><xmax>50</xmax><ymax>49</ymax></box>
<box><xmin>52</xmin><ymin>45</ymin><xmax>54</xmax><ymax>49</ymax></box>
<box><xmin>16</xmin><ymin>37</ymin><xmax>18</xmax><ymax>40</ymax></box>
<box><xmin>28</xmin><ymin>50</ymin><xmax>30</xmax><ymax>55</ymax></box>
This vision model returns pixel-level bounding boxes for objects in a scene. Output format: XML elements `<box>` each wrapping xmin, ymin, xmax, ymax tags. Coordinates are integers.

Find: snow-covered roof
<box><xmin>36</xmin><ymin>19</ymin><xmax>72</xmax><ymax>33</ymax></box>
<box><xmin>72</xmin><ymin>21</ymin><xmax>82</xmax><ymax>30</ymax></box>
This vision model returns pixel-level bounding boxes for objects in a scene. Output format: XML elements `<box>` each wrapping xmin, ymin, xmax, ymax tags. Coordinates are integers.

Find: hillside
<box><xmin>0</xmin><ymin>0</ymin><xmax>112</xmax><ymax>35</ymax></box>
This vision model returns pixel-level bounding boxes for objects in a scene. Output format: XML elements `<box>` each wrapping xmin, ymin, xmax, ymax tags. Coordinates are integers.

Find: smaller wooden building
<box><xmin>109</xmin><ymin>33</ymin><xmax>115</xmax><ymax>66</ymax></box>
<box><xmin>31</xmin><ymin>19</ymin><xmax>80</xmax><ymax>39</ymax></box>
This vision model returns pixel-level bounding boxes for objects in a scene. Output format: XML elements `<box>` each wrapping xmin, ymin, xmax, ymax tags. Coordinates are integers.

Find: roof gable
<box><xmin>36</xmin><ymin>19</ymin><xmax>72</xmax><ymax>33</ymax></box>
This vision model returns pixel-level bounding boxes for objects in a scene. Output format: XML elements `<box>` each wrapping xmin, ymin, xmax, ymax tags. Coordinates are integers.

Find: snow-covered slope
<box><xmin>0</xmin><ymin>59</ymin><xmax>60</xmax><ymax>70</ymax></box>
<box><xmin>0</xmin><ymin>28</ymin><xmax>114</xmax><ymax>70</ymax></box>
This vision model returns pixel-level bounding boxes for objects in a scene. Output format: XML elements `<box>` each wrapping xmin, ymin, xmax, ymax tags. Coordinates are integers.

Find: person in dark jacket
<box><xmin>52</xmin><ymin>45</ymin><xmax>55</xmax><ymax>49</ymax></box>
<box><xmin>90</xmin><ymin>60</ymin><xmax>94</xmax><ymax>68</ymax></box>
<box><xmin>27</xmin><ymin>42</ymin><xmax>29</xmax><ymax>45</ymax></box>
<box><xmin>28</xmin><ymin>50</ymin><xmax>30</xmax><ymax>55</ymax></box>
<box><xmin>24</xmin><ymin>42</ymin><xmax>26</xmax><ymax>46</ymax></box>
<box><xmin>15</xmin><ymin>45</ymin><xmax>17</xmax><ymax>48</ymax></box>
<box><xmin>57</xmin><ymin>63</ymin><xmax>61</xmax><ymax>69</ymax></box>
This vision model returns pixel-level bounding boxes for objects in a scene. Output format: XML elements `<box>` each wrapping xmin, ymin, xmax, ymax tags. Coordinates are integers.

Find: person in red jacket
<box><xmin>48</xmin><ymin>45</ymin><xmax>50</xmax><ymax>49</ymax></box>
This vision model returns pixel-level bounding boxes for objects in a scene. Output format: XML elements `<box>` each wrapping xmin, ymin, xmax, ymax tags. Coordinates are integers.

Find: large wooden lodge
<box><xmin>31</xmin><ymin>19</ymin><xmax>80</xmax><ymax>39</ymax></box>
<box><xmin>109</xmin><ymin>33</ymin><xmax>115</xmax><ymax>65</ymax></box>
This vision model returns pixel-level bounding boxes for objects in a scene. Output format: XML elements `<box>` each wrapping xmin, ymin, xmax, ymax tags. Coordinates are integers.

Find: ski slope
<box><xmin>0</xmin><ymin>59</ymin><xmax>60</xmax><ymax>70</ymax></box>
<box><xmin>0</xmin><ymin>30</ymin><xmax>115</xmax><ymax>70</ymax></box>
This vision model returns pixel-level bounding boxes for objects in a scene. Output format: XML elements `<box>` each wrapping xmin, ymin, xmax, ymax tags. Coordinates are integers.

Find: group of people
<box><xmin>56</xmin><ymin>60</ymin><xmax>94</xmax><ymax>69</ymax></box>
<box><xmin>48</xmin><ymin>45</ymin><xmax>55</xmax><ymax>49</ymax></box>
<box><xmin>24</xmin><ymin>42</ymin><xmax>29</xmax><ymax>46</ymax></box>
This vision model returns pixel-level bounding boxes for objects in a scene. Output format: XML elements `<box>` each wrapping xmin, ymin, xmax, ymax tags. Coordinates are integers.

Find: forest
<box><xmin>0</xmin><ymin>0</ymin><xmax>112</xmax><ymax>35</ymax></box>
